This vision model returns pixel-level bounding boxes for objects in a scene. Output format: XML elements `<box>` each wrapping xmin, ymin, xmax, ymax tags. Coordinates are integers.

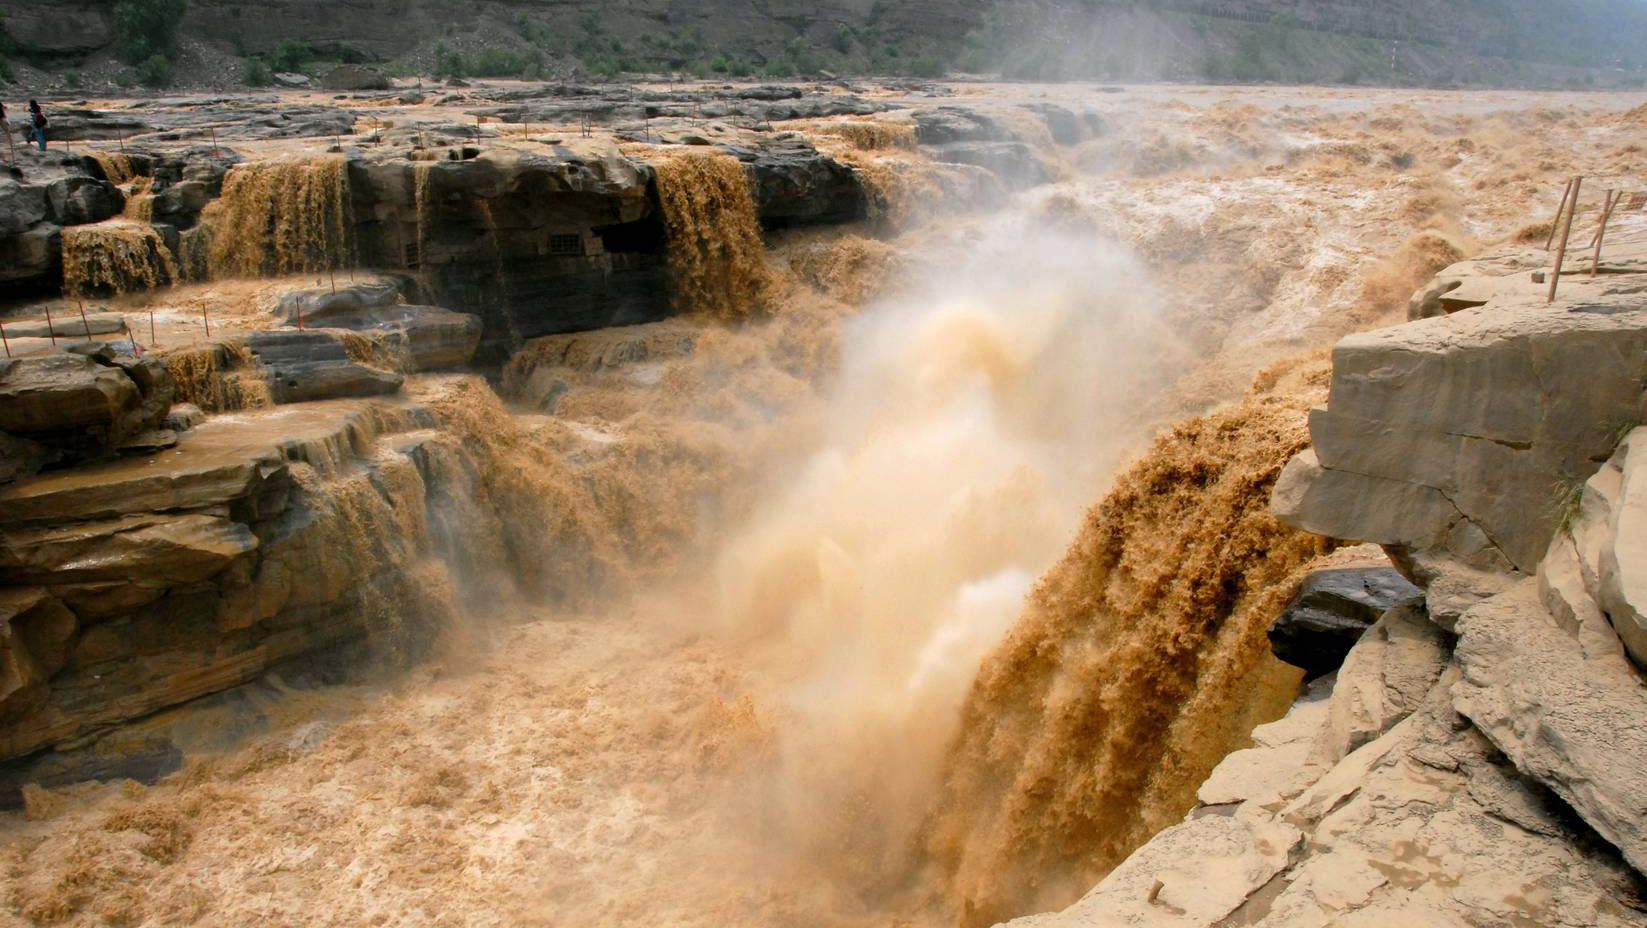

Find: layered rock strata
<box><xmin>0</xmin><ymin>377</ymin><xmax>534</xmax><ymax>799</ymax></box>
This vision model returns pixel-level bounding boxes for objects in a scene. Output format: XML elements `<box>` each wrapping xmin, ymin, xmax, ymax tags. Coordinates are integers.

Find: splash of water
<box><xmin>164</xmin><ymin>341</ymin><xmax>272</xmax><ymax>412</ymax></box>
<box><xmin>61</xmin><ymin>221</ymin><xmax>178</xmax><ymax>297</ymax></box>
<box><xmin>707</xmin><ymin>216</ymin><xmax>1185</xmax><ymax>901</ymax></box>
<box><xmin>204</xmin><ymin>157</ymin><xmax>352</xmax><ymax>280</ymax></box>
<box><xmin>925</xmin><ymin>356</ymin><xmax>1335</xmax><ymax>927</ymax></box>
<box><xmin>92</xmin><ymin>153</ymin><xmax>137</xmax><ymax>186</ymax></box>
<box><xmin>650</xmin><ymin>150</ymin><xmax>770</xmax><ymax>319</ymax></box>
<box><xmin>815</xmin><ymin>120</ymin><xmax>918</xmax><ymax>152</ymax></box>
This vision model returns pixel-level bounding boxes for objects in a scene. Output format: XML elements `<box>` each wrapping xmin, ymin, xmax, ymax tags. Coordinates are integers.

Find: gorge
<box><xmin>0</xmin><ymin>78</ymin><xmax>1645</xmax><ymax>928</ymax></box>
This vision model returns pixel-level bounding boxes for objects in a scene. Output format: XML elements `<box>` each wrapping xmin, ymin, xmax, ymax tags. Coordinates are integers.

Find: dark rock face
<box><xmin>322</xmin><ymin>65</ymin><xmax>393</xmax><ymax>92</ymax></box>
<box><xmin>728</xmin><ymin>134</ymin><xmax>868</xmax><ymax>228</ymax></box>
<box><xmin>1023</xmin><ymin>103</ymin><xmax>1089</xmax><ymax>145</ymax></box>
<box><xmin>914</xmin><ymin>107</ymin><xmax>1012</xmax><ymax>145</ymax></box>
<box><xmin>0</xmin><ymin>158</ymin><xmax>124</xmax><ymax>295</ymax></box>
<box><xmin>274</xmin><ymin>283</ymin><xmax>483</xmax><ymax>371</ymax></box>
<box><xmin>348</xmin><ymin>144</ymin><xmax>670</xmax><ymax>361</ymax></box>
<box><xmin>926</xmin><ymin>140</ymin><xmax>1051</xmax><ymax>189</ymax></box>
<box><xmin>243</xmin><ymin>330</ymin><xmax>404</xmax><ymax>403</ymax></box>
<box><xmin>1267</xmin><ymin>568</ymin><xmax>1424</xmax><ymax>677</ymax></box>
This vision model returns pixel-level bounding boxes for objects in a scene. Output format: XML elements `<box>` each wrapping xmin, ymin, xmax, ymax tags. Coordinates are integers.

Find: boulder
<box><xmin>1022</xmin><ymin>103</ymin><xmax>1088</xmax><ymax>145</ymax></box>
<box><xmin>162</xmin><ymin>403</ymin><xmax>205</xmax><ymax>432</ymax></box>
<box><xmin>322</xmin><ymin>65</ymin><xmax>392</xmax><ymax>92</ymax></box>
<box><xmin>0</xmin><ymin>433</ymin><xmax>54</xmax><ymax>485</ymax></box>
<box><xmin>1309</xmin><ymin>601</ymin><xmax>1449</xmax><ymax>765</ymax></box>
<box><xmin>1595</xmin><ymin>429</ymin><xmax>1647</xmax><ymax>668</ymax></box>
<box><xmin>0</xmin><ymin>352</ymin><xmax>140</xmax><ymax>438</ymax></box>
<box><xmin>924</xmin><ymin>140</ymin><xmax>1050</xmax><ymax>189</ymax></box>
<box><xmin>730</xmin><ymin>134</ymin><xmax>867</xmax><ymax>228</ymax></box>
<box><xmin>273</xmin><ymin>279</ymin><xmax>404</xmax><ymax>326</ymax></box>
<box><xmin>321</xmin><ymin>305</ymin><xmax>483</xmax><ymax>371</ymax></box>
<box><xmin>912</xmin><ymin>106</ymin><xmax>1012</xmax><ymax>145</ymax></box>
<box><xmin>45</xmin><ymin>175</ymin><xmax>122</xmax><ymax>227</ymax></box>
<box><xmin>244</xmin><ymin>330</ymin><xmax>404</xmax><ymax>404</ymax></box>
<box><xmin>1273</xmin><ymin>278</ymin><xmax>1647</xmax><ymax>575</ymax></box>
<box><xmin>1267</xmin><ymin>567</ymin><xmax>1423</xmax><ymax>677</ymax></box>
<box><xmin>274</xmin><ymin>72</ymin><xmax>312</xmax><ymax>88</ymax></box>
<box><xmin>1452</xmin><ymin>580</ymin><xmax>1647</xmax><ymax>878</ymax></box>
<box><xmin>0</xmin><ymin>313</ymin><xmax>128</xmax><ymax>339</ymax></box>
<box><xmin>0</xmin><ymin>513</ymin><xmax>257</xmax><ymax>590</ymax></box>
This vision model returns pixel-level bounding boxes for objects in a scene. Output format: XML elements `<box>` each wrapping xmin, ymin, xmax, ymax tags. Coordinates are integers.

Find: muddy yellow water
<box><xmin>5</xmin><ymin>88</ymin><xmax>1643</xmax><ymax>928</ymax></box>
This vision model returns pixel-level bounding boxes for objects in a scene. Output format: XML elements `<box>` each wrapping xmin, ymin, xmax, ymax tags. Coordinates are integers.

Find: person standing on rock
<box><xmin>26</xmin><ymin>100</ymin><xmax>47</xmax><ymax>151</ymax></box>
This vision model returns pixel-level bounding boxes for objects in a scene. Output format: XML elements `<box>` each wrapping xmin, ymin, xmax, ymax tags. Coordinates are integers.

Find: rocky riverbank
<box><xmin>1003</xmin><ymin>230</ymin><xmax>1647</xmax><ymax>927</ymax></box>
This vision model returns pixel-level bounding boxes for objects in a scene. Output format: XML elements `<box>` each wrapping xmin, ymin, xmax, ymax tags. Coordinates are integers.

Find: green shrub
<box><xmin>137</xmin><ymin>53</ymin><xmax>172</xmax><ymax>87</ymax></box>
<box><xmin>65</xmin><ymin>71</ymin><xmax>84</xmax><ymax>89</ymax></box>
<box><xmin>267</xmin><ymin>39</ymin><xmax>316</xmax><ymax>74</ymax></box>
<box><xmin>433</xmin><ymin>41</ymin><xmax>465</xmax><ymax>79</ymax></box>
<box><xmin>468</xmin><ymin>45</ymin><xmax>543</xmax><ymax>77</ymax></box>
<box><xmin>242</xmin><ymin>57</ymin><xmax>271</xmax><ymax>86</ymax></box>
<box><xmin>113</xmin><ymin>0</ymin><xmax>188</xmax><ymax>66</ymax></box>
<box><xmin>831</xmin><ymin>25</ymin><xmax>855</xmax><ymax>55</ymax></box>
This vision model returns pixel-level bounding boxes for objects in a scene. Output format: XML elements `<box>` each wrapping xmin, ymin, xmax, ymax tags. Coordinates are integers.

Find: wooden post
<box><xmin>78</xmin><ymin>299</ymin><xmax>92</xmax><ymax>341</ymax></box>
<box><xmin>0</xmin><ymin>320</ymin><xmax>10</xmax><ymax>358</ymax></box>
<box><xmin>1548</xmin><ymin>175</ymin><xmax>1583</xmax><ymax>304</ymax></box>
<box><xmin>44</xmin><ymin>305</ymin><xmax>57</xmax><ymax>346</ymax></box>
<box><xmin>202</xmin><ymin>303</ymin><xmax>211</xmax><ymax>338</ymax></box>
<box><xmin>209</xmin><ymin>126</ymin><xmax>219</xmax><ymax>157</ymax></box>
<box><xmin>150</xmin><ymin>310</ymin><xmax>157</xmax><ymax>347</ymax></box>
<box><xmin>1546</xmin><ymin>178</ymin><xmax>1575</xmax><ymax>251</ymax></box>
<box><xmin>1591</xmin><ymin>190</ymin><xmax>1620</xmax><ymax>277</ymax></box>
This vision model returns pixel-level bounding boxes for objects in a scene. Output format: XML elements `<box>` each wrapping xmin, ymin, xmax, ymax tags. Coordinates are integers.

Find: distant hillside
<box><xmin>2</xmin><ymin>0</ymin><xmax>1645</xmax><ymax>89</ymax></box>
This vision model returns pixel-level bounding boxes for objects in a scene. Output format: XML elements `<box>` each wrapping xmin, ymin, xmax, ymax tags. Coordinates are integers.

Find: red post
<box><xmin>44</xmin><ymin>305</ymin><xmax>57</xmax><ymax>346</ymax></box>
<box><xmin>0</xmin><ymin>320</ymin><xmax>10</xmax><ymax>358</ymax></box>
<box><xmin>78</xmin><ymin>299</ymin><xmax>92</xmax><ymax>341</ymax></box>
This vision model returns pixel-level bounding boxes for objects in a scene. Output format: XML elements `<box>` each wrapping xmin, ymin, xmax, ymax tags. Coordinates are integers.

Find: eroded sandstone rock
<box><xmin>1453</xmin><ymin>580</ymin><xmax>1647</xmax><ymax>877</ymax></box>
<box><xmin>1274</xmin><ymin>276</ymin><xmax>1647</xmax><ymax>575</ymax></box>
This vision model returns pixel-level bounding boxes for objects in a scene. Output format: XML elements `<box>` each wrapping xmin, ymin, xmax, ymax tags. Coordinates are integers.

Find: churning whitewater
<box><xmin>3</xmin><ymin>84</ymin><xmax>1637</xmax><ymax>928</ymax></box>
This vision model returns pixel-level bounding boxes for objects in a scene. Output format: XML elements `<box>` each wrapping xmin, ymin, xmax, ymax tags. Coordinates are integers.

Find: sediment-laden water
<box><xmin>6</xmin><ymin>87</ymin><xmax>1641</xmax><ymax>928</ymax></box>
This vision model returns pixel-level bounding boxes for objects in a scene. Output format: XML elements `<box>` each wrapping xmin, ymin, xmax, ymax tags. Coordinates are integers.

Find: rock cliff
<box><xmin>998</xmin><ymin>246</ymin><xmax>1647</xmax><ymax>926</ymax></box>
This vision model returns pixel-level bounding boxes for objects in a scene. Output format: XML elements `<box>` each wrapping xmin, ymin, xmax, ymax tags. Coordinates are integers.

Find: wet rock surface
<box><xmin>243</xmin><ymin>330</ymin><xmax>404</xmax><ymax>403</ymax></box>
<box><xmin>0</xmin><ymin>385</ymin><xmax>478</xmax><ymax>788</ymax></box>
<box><xmin>0</xmin><ymin>346</ymin><xmax>173</xmax><ymax>476</ymax></box>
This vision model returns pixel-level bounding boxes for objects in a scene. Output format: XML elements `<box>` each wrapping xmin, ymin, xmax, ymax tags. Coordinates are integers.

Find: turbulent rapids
<box><xmin>3</xmin><ymin>82</ymin><xmax>1643</xmax><ymax>928</ymax></box>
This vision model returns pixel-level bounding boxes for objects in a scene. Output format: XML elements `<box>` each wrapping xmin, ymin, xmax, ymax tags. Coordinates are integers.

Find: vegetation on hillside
<box><xmin>112</xmin><ymin>0</ymin><xmax>188</xmax><ymax>86</ymax></box>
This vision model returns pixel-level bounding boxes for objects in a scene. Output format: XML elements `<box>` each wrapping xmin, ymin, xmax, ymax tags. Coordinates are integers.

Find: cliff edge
<box><xmin>997</xmin><ymin>232</ymin><xmax>1647</xmax><ymax>926</ymax></box>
